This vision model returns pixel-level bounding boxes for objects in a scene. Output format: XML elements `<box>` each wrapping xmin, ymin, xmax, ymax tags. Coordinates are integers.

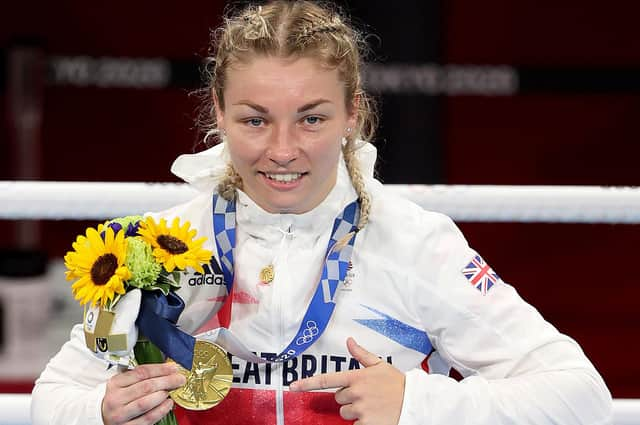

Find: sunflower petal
<box><xmin>86</xmin><ymin>228</ymin><xmax>106</xmax><ymax>257</ymax></box>
<box><xmin>174</xmin><ymin>255</ymin><xmax>187</xmax><ymax>270</ymax></box>
<box><xmin>103</xmin><ymin>226</ymin><xmax>115</xmax><ymax>248</ymax></box>
<box><xmin>192</xmin><ymin>262</ymin><xmax>205</xmax><ymax>274</ymax></box>
<box><xmin>164</xmin><ymin>256</ymin><xmax>176</xmax><ymax>272</ymax></box>
<box><xmin>115</xmin><ymin>265</ymin><xmax>131</xmax><ymax>282</ymax></box>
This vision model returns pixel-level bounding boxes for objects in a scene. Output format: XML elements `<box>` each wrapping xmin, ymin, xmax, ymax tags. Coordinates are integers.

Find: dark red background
<box><xmin>2</xmin><ymin>1</ymin><xmax>639</xmax><ymax>398</ymax></box>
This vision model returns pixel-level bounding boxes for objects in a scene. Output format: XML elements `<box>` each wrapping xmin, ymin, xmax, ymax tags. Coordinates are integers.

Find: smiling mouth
<box><xmin>261</xmin><ymin>172</ymin><xmax>306</xmax><ymax>183</ymax></box>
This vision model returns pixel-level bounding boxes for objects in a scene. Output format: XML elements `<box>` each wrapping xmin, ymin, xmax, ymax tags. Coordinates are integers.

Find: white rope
<box><xmin>1</xmin><ymin>181</ymin><xmax>640</xmax><ymax>223</ymax></box>
<box><xmin>613</xmin><ymin>399</ymin><xmax>640</xmax><ymax>425</ymax></box>
<box><xmin>0</xmin><ymin>394</ymin><xmax>30</xmax><ymax>425</ymax></box>
<box><xmin>1</xmin><ymin>394</ymin><xmax>636</xmax><ymax>425</ymax></box>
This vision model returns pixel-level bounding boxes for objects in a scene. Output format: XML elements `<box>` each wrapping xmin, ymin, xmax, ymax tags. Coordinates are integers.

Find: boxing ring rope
<box><xmin>1</xmin><ymin>181</ymin><xmax>639</xmax><ymax>425</ymax></box>
<box><xmin>2</xmin><ymin>181</ymin><xmax>640</xmax><ymax>223</ymax></box>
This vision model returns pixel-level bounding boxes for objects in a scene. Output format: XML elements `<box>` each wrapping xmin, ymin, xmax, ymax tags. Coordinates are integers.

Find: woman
<box><xmin>32</xmin><ymin>1</ymin><xmax>612</xmax><ymax>424</ymax></box>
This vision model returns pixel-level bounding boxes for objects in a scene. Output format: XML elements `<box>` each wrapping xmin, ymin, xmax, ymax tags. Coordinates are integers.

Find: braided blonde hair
<box><xmin>201</xmin><ymin>0</ymin><xmax>377</xmax><ymax>229</ymax></box>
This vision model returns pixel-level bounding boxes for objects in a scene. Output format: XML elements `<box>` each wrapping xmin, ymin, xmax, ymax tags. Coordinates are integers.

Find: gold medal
<box><xmin>259</xmin><ymin>264</ymin><xmax>274</xmax><ymax>284</ymax></box>
<box><xmin>169</xmin><ymin>340</ymin><xmax>233</xmax><ymax>410</ymax></box>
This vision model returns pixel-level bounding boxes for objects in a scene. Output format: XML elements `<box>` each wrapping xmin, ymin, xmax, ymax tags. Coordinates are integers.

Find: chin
<box><xmin>271</xmin><ymin>203</ymin><xmax>306</xmax><ymax>214</ymax></box>
<box><xmin>250</xmin><ymin>186</ymin><xmax>319</xmax><ymax>214</ymax></box>
<box><xmin>263</xmin><ymin>198</ymin><xmax>310</xmax><ymax>214</ymax></box>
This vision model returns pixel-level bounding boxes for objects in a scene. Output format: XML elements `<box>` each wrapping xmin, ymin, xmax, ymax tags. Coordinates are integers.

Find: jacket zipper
<box><xmin>274</xmin><ymin>225</ymin><xmax>293</xmax><ymax>425</ymax></box>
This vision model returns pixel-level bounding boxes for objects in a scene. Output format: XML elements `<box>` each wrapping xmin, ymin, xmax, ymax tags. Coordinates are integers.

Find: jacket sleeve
<box><xmin>31</xmin><ymin>324</ymin><xmax>116</xmax><ymax>425</ymax></box>
<box><xmin>398</xmin><ymin>213</ymin><xmax>612</xmax><ymax>425</ymax></box>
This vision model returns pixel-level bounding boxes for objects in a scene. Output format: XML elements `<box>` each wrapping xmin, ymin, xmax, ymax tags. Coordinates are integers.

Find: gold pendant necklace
<box><xmin>259</xmin><ymin>264</ymin><xmax>275</xmax><ymax>284</ymax></box>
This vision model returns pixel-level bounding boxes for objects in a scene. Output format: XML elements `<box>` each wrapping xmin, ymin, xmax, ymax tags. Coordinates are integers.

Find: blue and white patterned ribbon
<box><xmin>211</xmin><ymin>194</ymin><xmax>359</xmax><ymax>362</ymax></box>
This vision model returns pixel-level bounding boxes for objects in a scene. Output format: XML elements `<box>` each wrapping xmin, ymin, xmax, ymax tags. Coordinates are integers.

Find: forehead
<box><xmin>224</xmin><ymin>55</ymin><xmax>346</xmax><ymax>105</ymax></box>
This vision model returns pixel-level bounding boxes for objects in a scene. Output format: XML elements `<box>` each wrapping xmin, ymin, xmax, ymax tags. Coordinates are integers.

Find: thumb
<box><xmin>347</xmin><ymin>337</ymin><xmax>382</xmax><ymax>367</ymax></box>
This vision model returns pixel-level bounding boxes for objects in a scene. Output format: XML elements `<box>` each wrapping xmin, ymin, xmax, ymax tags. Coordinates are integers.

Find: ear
<box><xmin>213</xmin><ymin>90</ymin><xmax>225</xmax><ymax>130</ymax></box>
<box><xmin>346</xmin><ymin>94</ymin><xmax>360</xmax><ymax>133</ymax></box>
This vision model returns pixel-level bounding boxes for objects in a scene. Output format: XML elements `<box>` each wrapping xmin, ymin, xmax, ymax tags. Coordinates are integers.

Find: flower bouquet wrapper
<box><xmin>83</xmin><ymin>289</ymin><xmax>140</xmax><ymax>367</ymax></box>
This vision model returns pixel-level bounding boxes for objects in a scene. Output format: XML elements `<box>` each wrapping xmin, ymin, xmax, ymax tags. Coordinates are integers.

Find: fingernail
<box><xmin>289</xmin><ymin>382</ymin><xmax>299</xmax><ymax>392</ymax></box>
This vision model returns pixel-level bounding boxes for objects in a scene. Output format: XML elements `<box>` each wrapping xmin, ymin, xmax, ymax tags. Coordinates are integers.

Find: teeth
<box><xmin>265</xmin><ymin>173</ymin><xmax>302</xmax><ymax>182</ymax></box>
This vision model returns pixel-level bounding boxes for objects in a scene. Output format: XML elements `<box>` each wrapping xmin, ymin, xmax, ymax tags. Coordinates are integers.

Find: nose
<box><xmin>267</xmin><ymin>124</ymin><xmax>298</xmax><ymax>166</ymax></box>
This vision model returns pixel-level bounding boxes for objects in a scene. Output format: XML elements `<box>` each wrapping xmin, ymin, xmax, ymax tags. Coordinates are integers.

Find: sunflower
<box><xmin>64</xmin><ymin>226</ymin><xmax>131</xmax><ymax>308</ymax></box>
<box><xmin>137</xmin><ymin>216</ymin><xmax>212</xmax><ymax>273</ymax></box>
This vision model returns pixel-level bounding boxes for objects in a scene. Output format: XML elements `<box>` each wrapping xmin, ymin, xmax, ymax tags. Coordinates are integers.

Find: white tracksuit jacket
<box><xmin>32</xmin><ymin>144</ymin><xmax>612</xmax><ymax>425</ymax></box>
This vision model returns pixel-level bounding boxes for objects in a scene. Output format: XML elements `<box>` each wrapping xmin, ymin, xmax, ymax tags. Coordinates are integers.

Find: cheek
<box><xmin>310</xmin><ymin>138</ymin><xmax>342</xmax><ymax>172</ymax></box>
<box><xmin>227</xmin><ymin>140</ymin><xmax>261</xmax><ymax>168</ymax></box>
<box><xmin>323</xmin><ymin>136</ymin><xmax>343</xmax><ymax>160</ymax></box>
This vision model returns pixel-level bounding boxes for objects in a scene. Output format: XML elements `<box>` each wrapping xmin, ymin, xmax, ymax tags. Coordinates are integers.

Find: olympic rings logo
<box><xmin>295</xmin><ymin>320</ymin><xmax>319</xmax><ymax>346</ymax></box>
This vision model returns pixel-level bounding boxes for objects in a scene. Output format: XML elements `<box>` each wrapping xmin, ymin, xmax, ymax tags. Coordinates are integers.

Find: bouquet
<box><xmin>64</xmin><ymin>215</ymin><xmax>212</xmax><ymax>425</ymax></box>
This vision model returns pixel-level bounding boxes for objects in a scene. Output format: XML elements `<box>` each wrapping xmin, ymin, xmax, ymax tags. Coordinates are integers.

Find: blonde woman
<box><xmin>32</xmin><ymin>2</ymin><xmax>611</xmax><ymax>424</ymax></box>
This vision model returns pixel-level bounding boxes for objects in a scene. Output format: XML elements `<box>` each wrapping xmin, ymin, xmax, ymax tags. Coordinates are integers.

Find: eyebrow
<box><xmin>233</xmin><ymin>101</ymin><xmax>268</xmax><ymax>113</ymax></box>
<box><xmin>232</xmin><ymin>99</ymin><xmax>333</xmax><ymax>114</ymax></box>
<box><xmin>297</xmin><ymin>99</ymin><xmax>332</xmax><ymax>113</ymax></box>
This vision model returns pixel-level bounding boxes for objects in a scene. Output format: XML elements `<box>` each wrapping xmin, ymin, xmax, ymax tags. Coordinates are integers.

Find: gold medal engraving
<box><xmin>170</xmin><ymin>340</ymin><xmax>233</xmax><ymax>410</ymax></box>
<box><xmin>259</xmin><ymin>264</ymin><xmax>275</xmax><ymax>284</ymax></box>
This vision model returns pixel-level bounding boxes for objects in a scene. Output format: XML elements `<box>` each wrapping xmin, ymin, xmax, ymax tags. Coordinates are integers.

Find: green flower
<box><xmin>125</xmin><ymin>237</ymin><xmax>162</xmax><ymax>289</ymax></box>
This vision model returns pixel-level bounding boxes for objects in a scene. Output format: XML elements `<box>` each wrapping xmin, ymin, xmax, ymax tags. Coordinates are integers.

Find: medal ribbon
<box><xmin>136</xmin><ymin>290</ymin><xmax>195</xmax><ymax>370</ymax></box>
<box><xmin>212</xmin><ymin>194</ymin><xmax>359</xmax><ymax>362</ymax></box>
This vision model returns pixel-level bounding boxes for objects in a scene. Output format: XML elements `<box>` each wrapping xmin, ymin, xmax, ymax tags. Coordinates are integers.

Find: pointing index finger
<box><xmin>289</xmin><ymin>370</ymin><xmax>355</xmax><ymax>392</ymax></box>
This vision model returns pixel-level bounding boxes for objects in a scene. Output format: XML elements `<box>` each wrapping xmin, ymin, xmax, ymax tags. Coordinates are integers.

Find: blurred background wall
<box><xmin>1</xmin><ymin>0</ymin><xmax>639</xmax><ymax>398</ymax></box>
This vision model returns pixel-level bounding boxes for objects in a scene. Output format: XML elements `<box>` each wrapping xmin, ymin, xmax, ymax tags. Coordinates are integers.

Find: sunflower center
<box><xmin>157</xmin><ymin>235</ymin><xmax>188</xmax><ymax>254</ymax></box>
<box><xmin>90</xmin><ymin>254</ymin><xmax>118</xmax><ymax>285</ymax></box>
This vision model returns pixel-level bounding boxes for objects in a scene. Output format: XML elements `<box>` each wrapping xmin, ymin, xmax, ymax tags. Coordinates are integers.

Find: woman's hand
<box><xmin>102</xmin><ymin>362</ymin><xmax>186</xmax><ymax>425</ymax></box>
<box><xmin>289</xmin><ymin>337</ymin><xmax>405</xmax><ymax>425</ymax></box>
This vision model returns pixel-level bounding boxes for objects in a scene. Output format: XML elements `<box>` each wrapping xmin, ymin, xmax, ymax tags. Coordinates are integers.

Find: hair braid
<box><xmin>241</xmin><ymin>5</ymin><xmax>271</xmax><ymax>40</ymax></box>
<box><xmin>217</xmin><ymin>163</ymin><xmax>243</xmax><ymax>201</ymax></box>
<box><xmin>298</xmin><ymin>16</ymin><xmax>344</xmax><ymax>41</ymax></box>
<box><xmin>342</xmin><ymin>143</ymin><xmax>371</xmax><ymax>230</ymax></box>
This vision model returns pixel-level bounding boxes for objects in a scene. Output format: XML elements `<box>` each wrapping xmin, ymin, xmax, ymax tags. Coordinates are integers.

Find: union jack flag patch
<box><xmin>462</xmin><ymin>255</ymin><xmax>502</xmax><ymax>295</ymax></box>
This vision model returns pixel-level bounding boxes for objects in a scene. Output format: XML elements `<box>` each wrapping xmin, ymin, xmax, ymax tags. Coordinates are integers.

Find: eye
<box><xmin>303</xmin><ymin>115</ymin><xmax>324</xmax><ymax>125</ymax></box>
<box><xmin>244</xmin><ymin>117</ymin><xmax>265</xmax><ymax>127</ymax></box>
